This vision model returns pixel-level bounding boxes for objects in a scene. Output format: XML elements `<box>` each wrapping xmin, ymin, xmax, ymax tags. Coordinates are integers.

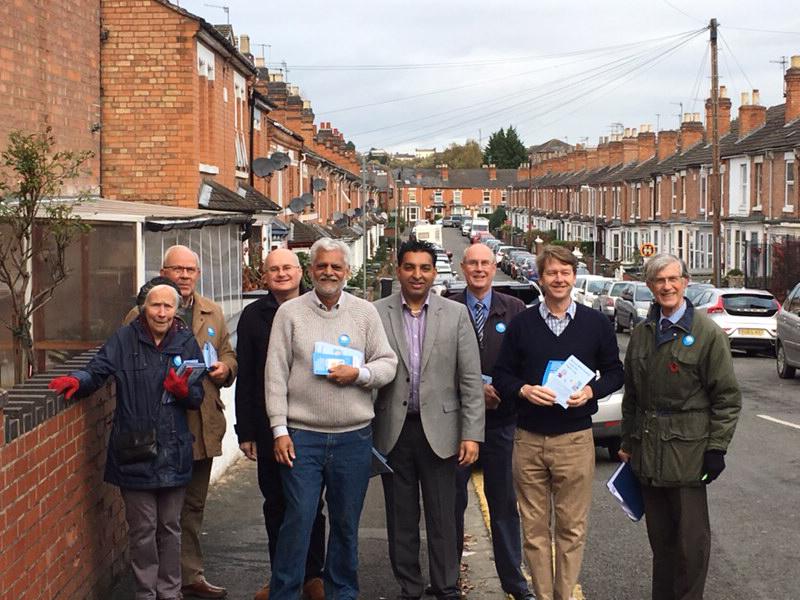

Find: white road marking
<box><xmin>757</xmin><ymin>414</ymin><xmax>800</xmax><ymax>431</ymax></box>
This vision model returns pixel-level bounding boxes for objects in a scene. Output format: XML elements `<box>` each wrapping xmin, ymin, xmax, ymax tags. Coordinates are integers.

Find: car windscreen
<box><xmin>587</xmin><ymin>280</ymin><xmax>608</xmax><ymax>294</ymax></box>
<box><xmin>635</xmin><ymin>287</ymin><xmax>654</xmax><ymax>301</ymax></box>
<box><xmin>722</xmin><ymin>293</ymin><xmax>778</xmax><ymax>317</ymax></box>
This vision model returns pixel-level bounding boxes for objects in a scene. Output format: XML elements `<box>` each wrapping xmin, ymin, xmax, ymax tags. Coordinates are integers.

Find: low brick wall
<box><xmin>0</xmin><ymin>354</ymin><xmax>128</xmax><ymax>599</ymax></box>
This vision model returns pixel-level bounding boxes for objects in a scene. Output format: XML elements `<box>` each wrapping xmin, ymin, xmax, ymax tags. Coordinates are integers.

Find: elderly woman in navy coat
<box><xmin>49</xmin><ymin>280</ymin><xmax>205</xmax><ymax>600</ymax></box>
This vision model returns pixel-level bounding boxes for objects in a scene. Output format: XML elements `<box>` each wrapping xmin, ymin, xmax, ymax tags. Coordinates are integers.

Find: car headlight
<box><xmin>636</xmin><ymin>307</ymin><xmax>648</xmax><ymax>318</ymax></box>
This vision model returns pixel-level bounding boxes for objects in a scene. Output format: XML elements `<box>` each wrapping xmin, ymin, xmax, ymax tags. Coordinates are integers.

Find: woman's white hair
<box><xmin>145</xmin><ymin>284</ymin><xmax>180</xmax><ymax>307</ymax></box>
<box><xmin>309</xmin><ymin>237</ymin><xmax>351</xmax><ymax>268</ymax></box>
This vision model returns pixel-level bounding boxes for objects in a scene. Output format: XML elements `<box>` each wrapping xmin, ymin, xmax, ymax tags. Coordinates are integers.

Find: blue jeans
<box><xmin>269</xmin><ymin>425</ymin><xmax>373</xmax><ymax>600</ymax></box>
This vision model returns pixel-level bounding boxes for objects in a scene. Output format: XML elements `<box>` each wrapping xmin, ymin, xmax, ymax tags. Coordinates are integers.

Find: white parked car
<box><xmin>573</xmin><ymin>275</ymin><xmax>614</xmax><ymax>307</ymax></box>
<box><xmin>592</xmin><ymin>390</ymin><xmax>622</xmax><ymax>460</ymax></box>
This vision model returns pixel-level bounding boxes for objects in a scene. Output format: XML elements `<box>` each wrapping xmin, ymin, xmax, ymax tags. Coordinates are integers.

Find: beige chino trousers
<box><xmin>512</xmin><ymin>428</ymin><xmax>595</xmax><ymax>600</ymax></box>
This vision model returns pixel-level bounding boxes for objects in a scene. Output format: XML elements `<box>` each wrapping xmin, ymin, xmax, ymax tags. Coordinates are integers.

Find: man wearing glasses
<box><xmin>128</xmin><ymin>244</ymin><xmax>238</xmax><ymax>599</ymax></box>
<box><xmin>235</xmin><ymin>249</ymin><xmax>326</xmax><ymax>600</ymax></box>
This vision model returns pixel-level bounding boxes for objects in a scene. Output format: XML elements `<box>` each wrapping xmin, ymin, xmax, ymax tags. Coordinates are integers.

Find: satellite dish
<box><xmin>252</xmin><ymin>157</ymin><xmax>277</xmax><ymax>177</ymax></box>
<box><xmin>334</xmin><ymin>217</ymin><xmax>348</xmax><ymax>227</ymax></box>
<box><xmin>300</xmin><ymin>192</ymin><xmax>314</xmax><ymax>206</ymax></box>
<box><xmin>345</xmin><ymin>209</ymin><xmax>355</xmax><ymax>217</ymax></box>
<box><xmin>270</xmin><ymin>152</ymin><xmax>291</xmax><ymax>169</ymax></box>
<box><xmin>288</xmin><ymin>197</ymin><xmax>305</xmax><ymax>213</ymax></box>
<box><xmin>312</xmin><ymin>178</ymin><xmax>327</xmax><ymax>191</ymax></box>
<box><xmin>354</xmin><ymin>207</ymin><xmax>363</xmax><ymax>217</ymax></box>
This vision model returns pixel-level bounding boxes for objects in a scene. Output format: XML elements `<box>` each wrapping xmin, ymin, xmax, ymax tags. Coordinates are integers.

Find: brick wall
<box><xmin>0</xmin><ymin>380</ymin><xmax>127</xmax><ymax>599</ymax></box>
<box><xmin>0</xmin><ymin>0</ymin><xmax>101</xmax><ymax>195</ymax></box>
<box><xmin>101</xmin><ymin>0</ymin><xmax>199</xmax><ymax>207</ymax></box>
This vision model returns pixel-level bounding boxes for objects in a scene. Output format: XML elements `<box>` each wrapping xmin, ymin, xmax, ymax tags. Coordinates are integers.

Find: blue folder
<box><xmin>606</xmin><ymin>461</ymin><xmax>645</xmax><ymax>522</ymax></box>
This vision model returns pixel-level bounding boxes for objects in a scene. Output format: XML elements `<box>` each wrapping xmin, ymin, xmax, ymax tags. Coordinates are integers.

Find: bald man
<box><xmin>234</xmin><ymin>249</ymin><xmax>325</xmax><ymax>600</ymax></box>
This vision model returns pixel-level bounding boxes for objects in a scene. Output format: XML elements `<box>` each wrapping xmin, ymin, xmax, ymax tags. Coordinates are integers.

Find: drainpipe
<box><xmin>248</xmin><ymin>88</ymin><xmax>255</xmax><ymax>188</ymax></box>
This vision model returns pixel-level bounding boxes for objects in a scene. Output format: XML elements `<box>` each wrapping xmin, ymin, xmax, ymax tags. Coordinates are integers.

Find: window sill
<box><xmin>783</xmin><ymin>205</ymin><xmax>795</xmax><ymax>213</ymax></box>
<box><xmin>235</xmin><ymin>169</ymin><xmax>249</xmax><ymax>179</ymax></box>
<box><xmin>199</xmin><ymin>163</ymin><xmax>219</xmax><ymax>175</ymax></box>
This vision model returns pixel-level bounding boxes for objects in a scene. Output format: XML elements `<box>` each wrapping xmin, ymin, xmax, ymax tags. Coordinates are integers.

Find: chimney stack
<box><xmin>239</xmin><ymin>35</ymin><xmax>251</xmax><ymax>55</ymax></box>
<box><xmin>637</xmin><ymin>124</ymin><xmax>656</xmax><ymax>162</ymax></box>
<box><xmin>438</xmin><ymin>163</ymin><xmax>449</xmax><ymax>181</ymax></box>
<box><xmin>488</xmin><ymin>164</ymin><xmax>497</xmax><ymax>181</ymax></box>
<box><xmin>255</xmin><ymin>56</ymin><xmax>265</xmax><ymax>68</ymax></box>
<box><xmin>785</xmin><ymin>55</ymin><xmax>800</xmax><ymax>123</ymax></box>
<box><xmin>679</xmin><ymin>112</ymin><xmax>704</xmax><ymax>151</ymax></box>
<box><xmin>705</xmin><ymin>84</ymin><xmax>732</xmax><ymax>137</ymax></box>
<box><xmin>657</xmin><ymin>130</ymin><xmax>679</xmax><ymax>161</ymax></box>
<box><xmin>738</xmin><ymin>89</ymin><xmax>767</xmax><ymax>138</ymax></box>
<box><xmin>608</xmin><ymin>134</ymin><xmax>624</xmax><ymax>166</ymax></box>
<box><xmin>622</xmin><ymin>128</ymin><xmax>638</xmax><ymax>163</ymax></box>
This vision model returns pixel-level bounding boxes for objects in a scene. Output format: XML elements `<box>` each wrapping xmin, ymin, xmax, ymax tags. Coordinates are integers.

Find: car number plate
<box><xmin>738</xmin><ymin>328</ymin><xmax>765</xmax><ymax>336</ymax></box>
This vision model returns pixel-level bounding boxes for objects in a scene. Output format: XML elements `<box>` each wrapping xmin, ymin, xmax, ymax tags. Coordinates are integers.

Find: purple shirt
<box><xmin>401</xmin><ymin>294</ymin><xmax>429</xmax><ymax>414</ymax></box>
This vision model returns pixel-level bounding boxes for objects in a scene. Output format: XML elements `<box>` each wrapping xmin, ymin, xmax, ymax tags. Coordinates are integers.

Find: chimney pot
<box><xmin>255</xmin><ymin>57</ymin><xmax>264</xmax><ymax>67</ymax></box>
<box><xmin>623</xmin><ymin>127</ymin><xmax>631</xmax><ymax>137</ymax></box>
<box><xmin>720</xmin><ymin>85</ymin><xmax>728</xmax><ymax>98</ymax></box>
<box><xmin>240</xmin><ymin>34</ymin><xmax>250</xmax><ymax>55</ymax></box>
<box><xmin>741</xmin><ymin>91</ymin><xmax>750</xmax><ymax>106</ymax></box>
<box><xmin>752</xmin><ymin>89</ymin><xmax>760</xmax><ymax>105</ymax></box>
<box><xmin>786</xmin><ymin>55</ymin><xmax>800</xmax><ymax>122</ymax></box>
<box><xmin>792</xmin><ymin>55</ymin><xmax>800</xmax><ymax>68</ymax></box>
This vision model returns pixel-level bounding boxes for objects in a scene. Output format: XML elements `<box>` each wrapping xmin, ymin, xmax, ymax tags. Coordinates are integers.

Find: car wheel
<box><xmin>614</xmin><ymin>314</ymin><xmax>623</xmax><ymax>333</ymax></box>
<box><xmin>607</xmin><ymin>437</ymin><xmax>622</xmax><ymax>461</ymax></box>
<box><xmin>776</xmin><ymin>342</ymin><xmax>797</xmax><ymax>379</ymax></box>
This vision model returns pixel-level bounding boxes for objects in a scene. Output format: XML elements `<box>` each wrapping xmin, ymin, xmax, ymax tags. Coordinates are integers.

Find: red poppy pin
<box><xmin>669</xmin><ymin>361</ymin><xmax>679</xmax><ymax>374</ymax></box>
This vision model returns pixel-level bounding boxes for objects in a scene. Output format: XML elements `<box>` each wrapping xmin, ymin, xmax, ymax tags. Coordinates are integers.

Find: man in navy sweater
<box><xmin>494</xmin><ymin>245</ymin><xmax>624</xmax><ymax>600</ymax></box>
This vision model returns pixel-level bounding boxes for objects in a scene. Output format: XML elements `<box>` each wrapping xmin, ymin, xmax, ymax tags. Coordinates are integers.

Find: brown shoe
<box><xmin>253</xmin><ymin>582</ymin><xmax>270</xmax><ymax>600</ymax></box>
<box><xmin>182</xmin><ymin>577</ymin><xmax>227</xmax><ymax>599</ymax></box>
<box><xmin>303</xmin><ymin>577</ymin><xmax>325</xmax><ymax>600</ymax></box>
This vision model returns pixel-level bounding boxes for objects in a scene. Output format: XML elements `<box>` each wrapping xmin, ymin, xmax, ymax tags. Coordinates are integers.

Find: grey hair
<box><xmin>309</xmin><ymin>237</ymin><xmax>351</xmax><ymax>268</ymax></box>
<box><xmin>163</xmin><ymin>244</ymin><xmax>200</xmax><ymax>268</ymax></box>
<box><xmin>644</xmin><ymin>253</ymin><xmax>689</xmax><ymax>282</ymax></box>
<box><xmin>145</xmin><ymin>283</ymin><xmax>180</xmax><ymax>307</ymax></box>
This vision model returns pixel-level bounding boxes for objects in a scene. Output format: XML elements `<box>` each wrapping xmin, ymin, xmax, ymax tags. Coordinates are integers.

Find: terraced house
<box><xmin>510</xmin><ymin>57</ymin><xmax>800</xmax><ymax>294</ymax></box>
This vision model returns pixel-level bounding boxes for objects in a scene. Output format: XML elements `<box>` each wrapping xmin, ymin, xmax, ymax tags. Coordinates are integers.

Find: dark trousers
<box><xmin>257</xmin><ymin>444</ymin><xmax>326</xmax><ymax>582</ymax></box>
<box><xmin>456</xmin><ymin>422</ymin><xmax>528</xmax><ymax>597</ymax></box>
<box><xmin>641</xmin><ymin>484</ymin><xmax>711</xmax><ymax>600</ymax></box>
<box><xmin>382</xmin><ymin>417</ymin><xmax>460</xmax><ymax>600</ymax></box>
<box><xmin>181</xmin><ymin>458</ymin><xmax>212</xmax><ymax>585</ymax></box>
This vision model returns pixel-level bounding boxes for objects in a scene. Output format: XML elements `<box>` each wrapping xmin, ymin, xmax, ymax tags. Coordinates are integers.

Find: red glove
<box><xmin>49</xmin><ymin>376</ymin><xmax>80</xmax><ymax>400</ymax></box>
<box><xmin>164</xmin><ymin>367</ymin><xmax>192</xmax><ymax>399</ymax></box>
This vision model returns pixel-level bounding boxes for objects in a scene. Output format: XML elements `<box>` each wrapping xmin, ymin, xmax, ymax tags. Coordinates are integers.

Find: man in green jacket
<box><xmin>620</xmin><ymin>253</ymin><xmax>741</xmax><ymax>600</ymax></box>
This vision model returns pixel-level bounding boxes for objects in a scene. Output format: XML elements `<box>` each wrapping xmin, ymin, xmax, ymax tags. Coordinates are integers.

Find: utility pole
<box><xmin>710</xmin><ymin>18</ymin><xmax>722</xmax><ymax>287</ymax></box>
<box><xmin>362</xmin><ymin>157</ymin><xmax>368</xmax><ymax>297</ymax></box>
<box><xmin>527</xmin><ymin>160</ymin><xmax>533</xmax><ymax>248</ymax></box>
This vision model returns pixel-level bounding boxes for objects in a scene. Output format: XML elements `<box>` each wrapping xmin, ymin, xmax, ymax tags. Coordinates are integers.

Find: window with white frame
<box><xmin>253</xmin><ymin>108</ymin><xmax>262</xmax><ymax>130</ymax></box>
<box><xmin>483</xmin><ymin>190</ymin><xmax>491</xmax><ymax>204</ymax></box>
<box><xmin>680</xmin><ymin>174</ymin><xmax>687</xmax><ymax>213</ymax></box>
<box><xmin>434</xmin><ymin>189</ymin><xmax>443</xmax><ymax>204</ymax></box>
<box><xmin>739</xmin><ymin>163</ymin><xmax>748</xmax><ymax>212</ymax></box>
<box><xmin>786</xmin><ymin>158</ymin><xmax>795</xmax><ymax>210</ymax></box>
<box><xmin>197</xmin><ymin>42</ymin><xmax>216</xmax><ymax>80</ymax></box>
<box><xmin>408</xmin><ymin>189</ymin><xmax>416</xmax><ymax>203</ymax></box>
<box><xmin>671</xmin><ymin>177</ymin><xmax>677</xmax><ymax>212</ymax></box>
<box><xmin>453</xmin><ymin>190</ymin><xmax>462</xmax><ymax>204</ymax></box>
<box><xmin>753</xmin><ymin>161</ymin><xmax>763</xmax><ymax>208</ymax></box>
<box><xmin>655</xmin><ymin>177</ymin><xmax>661</xmax><ymax>216</ymax></box>
<box><xmin>233</xmin><ymin>72</ymin><xmax>248</xmax><ymax>173</ymax></box>
<box><xmin>407</xmin><ymin>205</ymin><xmax>418</xmax><ymax>222</ymax></box>
<box><xmin>700</xmin><ymin>169</ymin><xmax>708</xmax><ymax>214</ymax></box>
<box><xmin>649</xmin><ymin>182</ymin><xmax>656</xmax><ymax>219</ymax></box>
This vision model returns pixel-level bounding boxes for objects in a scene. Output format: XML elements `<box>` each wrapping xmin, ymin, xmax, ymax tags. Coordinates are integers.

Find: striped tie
<box><xmin>474</xmin><ymin>301</ymin><xmax>486</xmax><ymax>344</ymax></box>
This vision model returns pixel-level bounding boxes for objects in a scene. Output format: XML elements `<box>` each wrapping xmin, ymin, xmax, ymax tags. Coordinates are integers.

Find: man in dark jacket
<box><xmin>620</xmin><ymin>254</ymin><xmax>741</xmax><ymax>600</ymax></box>
<box><xmin>494</xmin><ymin>245</ymin><xmax>624</xmax><ymax>600</ymax></box>
<box><xmin>450</xmin><ymin>243</ymin><xmax>532</xmax><ymax>600</ymax></box>
<box><xmin>235</xmin><ymin>248</ymin><xmax>325</xmax><ymax>600</ymax></box>
<box><xmin>50</xmin><ymin>281</ymin><xmax>205</xmax><ymax>600</ymax></box>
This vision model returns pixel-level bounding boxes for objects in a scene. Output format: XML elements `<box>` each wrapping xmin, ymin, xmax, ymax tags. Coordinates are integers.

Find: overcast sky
<box><xmin>177</xmin><ymin>0</ymin><xmax>800</xmax><ymax>154</ymax></box>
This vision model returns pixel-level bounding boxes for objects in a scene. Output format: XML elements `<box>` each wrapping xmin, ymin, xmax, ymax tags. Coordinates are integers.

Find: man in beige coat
<box><xmin>125</xmin><ymin>245</ymin><xmax>237</xmax><ymax>599</ymax></box>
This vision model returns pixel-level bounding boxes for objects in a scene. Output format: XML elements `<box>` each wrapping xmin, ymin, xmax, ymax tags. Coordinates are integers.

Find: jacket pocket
<box><xmin>442</xmin><ymin>398</ymin><xmax>461</xmax><ymax>413</ymax></box>
<box><xmin>657</xmin><ymin>413</ymin><xmax>708</xmax><ymax>484</ymax></box>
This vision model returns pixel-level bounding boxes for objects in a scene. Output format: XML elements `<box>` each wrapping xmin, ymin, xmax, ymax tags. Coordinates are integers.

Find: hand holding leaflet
<box><xmin>312</xmin><ymin>341</ymin><xmax>364</xmax><ymax>375</ymax></box>
<box><xmin>162</xmin><ymin>359</ymin><xmax>206</xmax><ymax>404</ymax></box>
<box><xmin>606</xmin><ymin>461</ymin><xmax>644</xmax><ymax>521</ymax></box>
<box><xmin>544</xmin><ymin>355</ymin><xmax>595</xmax><ymax>409</ymax></box>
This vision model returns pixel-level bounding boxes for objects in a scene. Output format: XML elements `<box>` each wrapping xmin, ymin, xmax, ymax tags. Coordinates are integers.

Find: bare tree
<box><xmin>0</xmin><ymin>128</ymin><xmax>93</xmax><ymax>383</ymax></box>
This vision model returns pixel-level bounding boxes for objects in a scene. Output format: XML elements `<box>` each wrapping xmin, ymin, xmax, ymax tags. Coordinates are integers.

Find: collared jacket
<box><xmin>125</xmin><ymin>291</ymin><xmax>237</xmax><ymax>459</ymax></box>
<box><xmin>621</xmin><ymin>300</ymin><xmax>741</xmax><ymax>487</ymax></box>
<box><xmin>72</xmin><ymin>317</ymin><xmax>205</xmax><ymax>489</ymax></box>
<box><xmin>450</xmin><ymin>290</ymin><xmax>525</xmax><ymax>428</ymax></box>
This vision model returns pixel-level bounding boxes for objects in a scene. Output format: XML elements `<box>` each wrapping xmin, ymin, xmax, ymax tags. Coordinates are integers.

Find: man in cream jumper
<box><xmin>265</xmin><ymin>238</ymin><xmax>398</xmax><ymax>600</ymax></box>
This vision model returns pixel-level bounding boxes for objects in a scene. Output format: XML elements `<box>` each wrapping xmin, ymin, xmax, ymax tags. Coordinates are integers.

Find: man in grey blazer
<box><xmin>374</xmin><ymin>238</ymin><xmax>485</xmax><ymax>600</ymax></box>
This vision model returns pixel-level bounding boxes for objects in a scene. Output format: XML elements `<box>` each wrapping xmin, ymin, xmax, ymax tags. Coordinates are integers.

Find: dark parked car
<box><xmin>501</xmin><ymin>249</ymin><xmax>530</xmax><ymax>275</ymax></box>
<box><xmin>777</xmin><ymin>281</ymin><xmax>800</xmax><ymax>378</ymax></box>
<box><xmin>685</xmin><ymin>282</ymin><xmax>714</xmax><ymax>304</ymax></box>
<box><xmin>517</xmin><ymin>256</ymin><xmax>539</xmax><ymax>282</ymax></box>
<box><xmin>593</xmin><ymin>280</ymin><xmax>630</xmax><ymax>321</ymax></box>
<box><xmin>614</xmin><ymin>282</ymin><xmax>654</xmax><ymax>332</ymax></box>
<box><xmin>443</xmin><ymin>279</ymin><xmax>542</xmax><ymax>307</ymax></box>
<box><xmin>510</xmin><ymin>252</ymin><xmax>535</xmax><ymax>279</ymax></box>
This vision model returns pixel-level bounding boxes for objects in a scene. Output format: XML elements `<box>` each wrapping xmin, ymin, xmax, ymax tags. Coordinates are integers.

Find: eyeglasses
<box><xmin>651</xmin><ymin>276</ymin><xmax>685</xmax><ymax>287</ymax></box>
<box><xmin>463</xmin><ymin>260</ymin><xmax>495</xmax><ymax>268</ymax></box>
<box><xmin>267</xmin><ymin>265</ymin><xmax>300</xmax><ymax>274</ymax></box>
<box><xmin>163</xmin><ymin>265</ymin><xmax>198</xmax><ymax>274</ymax></box>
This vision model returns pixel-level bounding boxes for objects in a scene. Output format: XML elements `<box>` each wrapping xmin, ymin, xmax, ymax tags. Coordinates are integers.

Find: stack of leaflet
<box><xmin>161</xmin><ymin>359</ymin><xmax>207</xmax><ymax>405</ymax></box>
<box><xmin>606</xmin><ymin>461</ymin><xmax>645</xmax><ymax>521</ymax></box>
<box><xmin>312</xmin><ymin>341</ymin><xmax>364</xmax><ymax>375</ymax></box>
<box><xmin>542</xmin><ymin>355</ymin><xmax>595</xmax><ymax>409</ymax></box>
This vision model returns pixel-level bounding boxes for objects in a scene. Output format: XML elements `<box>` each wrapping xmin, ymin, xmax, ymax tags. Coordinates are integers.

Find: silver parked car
<box><xmin>776</xmin><ymin>282</ymin><xmax>800</xmax><ymax>378</ymax></box>
<box><xmin>593</xmin><ymin>281</ymin><xmax>630</xmax><ymax>321</ymax></box>
<box><xmin>614</xmin><ymin>282</ymin><xmax>654</xmax><ymax>332</ymax></box>
<box><xmin>694</xmin><ymin>288</ymin><xmax>780</xmax><ymax>355</ymax></box>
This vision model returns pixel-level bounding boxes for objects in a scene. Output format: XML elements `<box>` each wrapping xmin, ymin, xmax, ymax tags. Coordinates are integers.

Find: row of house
<box><xmin>0</xmin><ymin>0</ymin><xmax>385</xmax><ymax>384</ymax></box>
<box><xmin>506</xmin><ymin>61</ymin><xmax>800</xmax><ymax>291</ymax></box>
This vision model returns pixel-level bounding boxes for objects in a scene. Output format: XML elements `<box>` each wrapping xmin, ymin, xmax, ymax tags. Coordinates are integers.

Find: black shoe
<box><xmin>424</xmin><ymin>585</ymin><xmax>435</xmax><ymax>596</ymax></box>
<box><xmin>510</xmin><ymin>593</ymin><xmax>535</xmax><ymax>600</ymax></box>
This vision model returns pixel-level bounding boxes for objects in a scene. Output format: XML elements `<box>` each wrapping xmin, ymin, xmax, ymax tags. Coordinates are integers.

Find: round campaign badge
<box><xmin>207</xmin><ymin>327</ymin><xmax>216</xmax><ymax>337</ymax></box>
<box><xmin>173</xmin><ymin>355</ymin><xmax>183</xmax><ymax>367</ymax></box>
<box><xmin>682</xmin><ymin>334</ymin><xmax>695</xmax><ymax>347</ymax></box>
<box><xmin>338</xmin><ymin>334</ymin><xmax>351</xmax><ymax>347</ymax></box>
<box><xmin>495</xmin><ymin>322</ymin><xmax>507</xmax><ymax>333</ymax></box>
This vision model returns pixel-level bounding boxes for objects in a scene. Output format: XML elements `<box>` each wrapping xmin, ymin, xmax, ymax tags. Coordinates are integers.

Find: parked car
<box><xmin>495</xmin><ymin>245</ymin><xmax>523</xmax><ymax>265</ymax></box>
<box><xmin>614</xmin><ymin>282</ymin><xmax>654</xmax><ymax>332</ymax></box>
<box><xmin>509</xmin><ymin>252</ymin><xmax>535</xmax><ymax>279</ymax></box>
<box><xmin>484</xmin><ymin>238</ymin><xmax>503</xmax><ymax>252</ymax></box>
<box><xmin>593</xmin><ymin>281</ymin><xmax>630</xmax><ymax>321</ymax></box>
<box><xmin>461</xmin><ymin>219</ymin><xmax>473</xmax><ymax>236</ymax></box>
<box><xmin>776</xmin><ymin>281</ymin><xmax>800</xmax><ymax>378</ymax></box>
<box><xmin>592</xmin><ymin>390</ymin><xmax>622</xmax><ymax>461</ymax></box>
<box><xmin>450</xmin><ymin>214</ymin><xmax>465</xmax><ymax>228</ymax></box>
<box><xmin>517</xmin><ymin>256</ymin><xmax>539</xmax><ymax>282</ymax></box>
<box><xmin>433</xmin><ymin>261</ymin><xmax>456</xmax><ymax>287</ymax></box>
<box><xmin>471</xmin><ymin>230</ymin><xmax>493</xmax><ymax>245</ymax></box>
<box><xmin>444</xmin><ymin>279</ymin><xmax>542</xmax><ymax>307</ymax></box>
<box><xmin>501</xmin><ymin>249</ymin><xmax>531</xmax><ymax>275</ymax></box>
<box><xmin>685</xmin><ymin>282</ymin><xmax>714</xmax><ymax>304</ymax></box>
<box><xmin>573</xmin><ymin>275</ymin><xmax>614</xmax><ymax>308</ymax></box>
<box><xmin>441</xmin><ymin>217</ymin><xmax>454</xmax><ymax>227</ymax></box>
<box><xmin>694</xmin><ymin>288</ymin><xmax>780</xmax><ymax>355</ymax></box>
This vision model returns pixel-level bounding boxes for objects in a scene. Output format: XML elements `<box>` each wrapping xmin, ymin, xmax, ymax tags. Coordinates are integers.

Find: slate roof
<box><xmin>238</xmin><ymin>183</ymin><xmax>281</xmax><ymax>211</ymax></box>
<box><xmin>199</xmin><ymin>180</ymin><xmax>279</xmax><ymax>213</ymax></box>
<box><xmin>394</xmin><ymin>167</ymin><xmax>519</xmax><ymax>189</ymax></box>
